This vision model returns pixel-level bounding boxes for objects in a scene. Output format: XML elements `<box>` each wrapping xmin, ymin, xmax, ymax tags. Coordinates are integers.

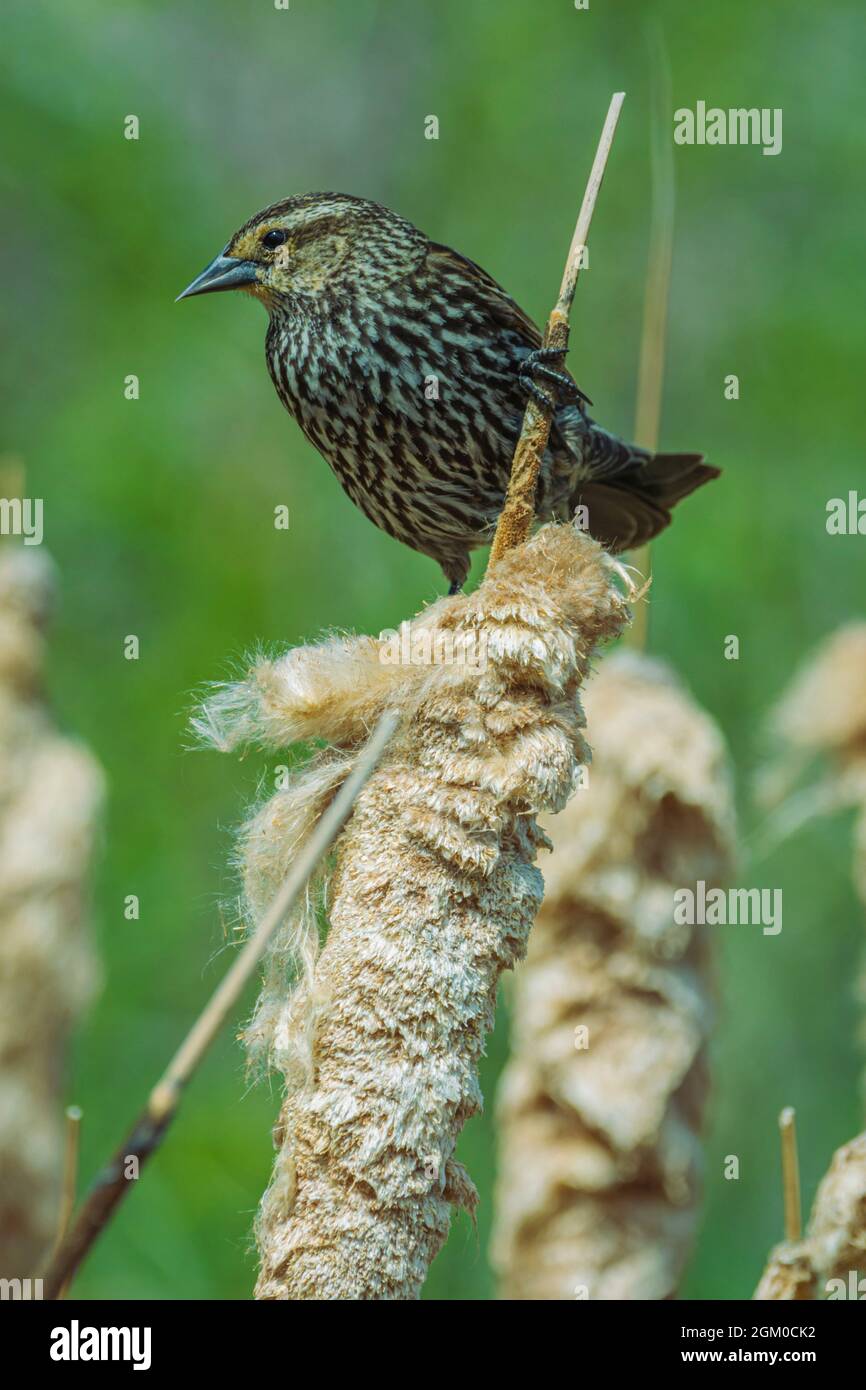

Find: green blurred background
<box><xmin>1</xmin><ymin>0</ymin><xmax>864</xmax><ymax>1299</ymax></box>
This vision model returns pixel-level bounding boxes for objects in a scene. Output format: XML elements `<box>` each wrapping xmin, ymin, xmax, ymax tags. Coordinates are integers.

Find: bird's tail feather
<box><xmin>573</xmin><ymin>446</ymin><xmax>720</xmax><ymax>553</ymax></box>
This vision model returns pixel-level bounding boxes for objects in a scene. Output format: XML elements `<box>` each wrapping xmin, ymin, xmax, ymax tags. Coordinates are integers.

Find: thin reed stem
<box><xmin>780</xmin><ymin>1106</ymin><xmax>802</xmax><ymax>1242</ymax></box>
<box><xmin>487</xmin><ymin>92</ymin><xmax>626</xmax><ymax>565</ymax></box>
<box><xmin>627</xmin><ymin>30</ymin><xmax>674</xmax><ymax>651</ymax></box>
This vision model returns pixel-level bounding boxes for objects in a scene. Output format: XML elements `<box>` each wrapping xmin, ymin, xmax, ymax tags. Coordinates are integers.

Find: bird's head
<box><xmin>176</xmin><ymin>192</ymin><xmax>427</xmax><ymax>312</ymax></box>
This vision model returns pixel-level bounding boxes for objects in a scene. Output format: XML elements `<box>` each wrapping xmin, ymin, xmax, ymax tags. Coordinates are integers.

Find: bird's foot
<box><xmin>518</xmin><ymin>347</ymin><xmax>590</xmax><ymax>413</ymax></box>
<box><xmin>447</xmin><ymin>579</ymin><xmax>463</xmax><ymax>596</ymax></box>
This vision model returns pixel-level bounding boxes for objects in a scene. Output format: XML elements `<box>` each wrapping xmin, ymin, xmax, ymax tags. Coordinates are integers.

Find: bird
<box><xmin>177</xmin><ymin>192</ymin><xmax>718</xmax><ymax>592</ymax></box>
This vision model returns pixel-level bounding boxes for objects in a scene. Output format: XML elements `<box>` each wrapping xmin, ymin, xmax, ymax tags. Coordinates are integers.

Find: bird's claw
<box><xmin>519</xmin><ymin>373</ymin><xmax>558</xmax><ymax>411</ymax></box>
<box><xmin>518</xmin><ymin>346</ymin><xmax>591</xmax><ymax>414</ymax></box>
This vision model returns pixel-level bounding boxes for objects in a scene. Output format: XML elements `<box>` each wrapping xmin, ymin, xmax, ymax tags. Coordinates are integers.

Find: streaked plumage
<box><xmin>178</xmin><ymin>192</ymin><xmax>718</xmax><ymax>589</ymax></box>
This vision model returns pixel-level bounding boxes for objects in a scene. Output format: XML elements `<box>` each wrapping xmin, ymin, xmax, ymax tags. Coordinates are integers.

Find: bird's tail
<box><xmin>566</xmin><ymin>426</ymin><xmax>720</xmax><ymax>553</ymax></box>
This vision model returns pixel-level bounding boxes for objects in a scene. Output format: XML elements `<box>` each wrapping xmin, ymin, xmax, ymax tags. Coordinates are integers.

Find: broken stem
<box><xmin>487</xmin><ymin>91</ymin><xmax>626</xmax><ymax>565</ymax></box>
<box><xmin>780</xmin><ymin>1106</ymin><xmax>802</xmax><ymax>1242</ymax></box>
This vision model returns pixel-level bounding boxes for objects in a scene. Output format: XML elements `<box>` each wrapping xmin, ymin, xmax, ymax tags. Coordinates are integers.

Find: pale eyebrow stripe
<box><xmin>289</xmin><ymin>207</ymin><xmax>355</xmax><ymax>237</ymax></box>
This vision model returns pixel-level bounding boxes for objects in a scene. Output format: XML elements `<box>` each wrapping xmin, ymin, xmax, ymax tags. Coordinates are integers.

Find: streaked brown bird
<box><xmin>178</xmin><ymin>193</ymin><xmax>718</xmax><ymax>591</ymax></box>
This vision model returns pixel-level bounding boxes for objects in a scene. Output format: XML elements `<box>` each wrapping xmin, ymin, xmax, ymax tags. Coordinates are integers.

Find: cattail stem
<box><xmin>41</xmin><ymin>709</ymin><xmax>397</xmax><ymax>1300</ymax></box>
<box><xmin>626</xmin><ymin>31</ymin><xmax>674</xmax><ymax>651</ymax></box>
<box><xmin>780</xmin><ymin>1107</ymin><xmax>802</xmax><ymax>1242</ymax></box>
<box><xmin>488</xmin><ymin>91</ymin><xmax>625</xmax><ymax>565</ymax></box>
<box><xmin>53</xmin><ymin>1105</ymin><xmax>82</xmax><ymax>1287</ymax></box>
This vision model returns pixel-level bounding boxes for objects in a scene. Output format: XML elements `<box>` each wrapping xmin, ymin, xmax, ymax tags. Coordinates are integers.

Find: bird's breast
<box><xmin>263</xmin><ymin>302</ymin><xmax>545</xmax><ymax>528</ymax></box>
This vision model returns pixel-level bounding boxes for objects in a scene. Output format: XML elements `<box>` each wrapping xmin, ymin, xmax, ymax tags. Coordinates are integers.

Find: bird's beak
<box><xmin>175</xmin><ymin>253</ymin><xmax>260</xmax><ymax>302</ymax></box>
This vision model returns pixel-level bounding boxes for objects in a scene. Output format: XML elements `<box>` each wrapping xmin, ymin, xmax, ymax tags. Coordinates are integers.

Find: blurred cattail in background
<box><xmin>492</xmin><ymin>652</ymin><xmax>735</xmax><ymax>1298</ymax></box>
<box><xmin>0</xmin><ymin>545</ymin><xmax>103</xmax><ymax>1279</ymax></box>
<box><xmin>197</xmin><ymin>524</ymin><xmax>631</xmax><ymax>1299</ymax></box>
<box><xmin>760</xmin><ymin>623</ymin><xmax>866</xmax><ymax>1098</ymax></box>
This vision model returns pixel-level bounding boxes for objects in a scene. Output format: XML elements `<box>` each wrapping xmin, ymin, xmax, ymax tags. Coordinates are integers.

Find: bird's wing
<box><xmin>425</xmin><ymin>241</ymin><xmax>543</xmax><ymax>346</ymax></box>
<box><xmin>425</xmin><ymin>241</ymin><xmax>592</xmax><ymax>411</ymax></box>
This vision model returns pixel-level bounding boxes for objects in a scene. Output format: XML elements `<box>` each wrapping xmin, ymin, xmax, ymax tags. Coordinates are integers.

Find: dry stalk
<box><xmin>492</xmin><ymin>652</ymin><xmax>735</xmax><ymax>1299</ymax></box>
<box><xmin>488</xmin><ymin>92</ymin><xmax>625</xmax><ymax>563</ymax></box>
<box><xmin>780</xmin><ymin>1107</ymin><xmax>802</xmax><ymax>1242</ymax></box>
<box><xmin>626</xmin><ymin>30</ymin><xmax>674</xmax><ymax>650</ymax></box>
<box><xmin>755</xmin><ymin>1130</ymin><xmax>866</xmax><ymax>1300</ymax></box>
<box><xmin>0</xmin><ymin>548</ymin><xmax>103</xmax><ymax>1280</ymax></box>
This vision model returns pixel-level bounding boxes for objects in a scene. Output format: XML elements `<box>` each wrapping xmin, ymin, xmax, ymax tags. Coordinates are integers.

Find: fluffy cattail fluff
<box><xmin>196</xmin><ymin>524</ymin><xmax>631</xmax><ymax>1299</ymax></box>
<box><xmin>761</xmin><ymin>625</ymin><xmax>866</xmax><ymax>1092</ymax></box>
<box><xmin>492</xmin><ymin>651</ymin><xmax>736</xmax><ymax>1300</ymax></box>
<box><xmin>0</xmin><ymin>549</ymin><xmax>103</xmax><ymax>1278</ymax></box>
<box><xmin>755</xmin><ymin>1131</ymin><xmax>866</xmax><ymax>1300</ymax></box>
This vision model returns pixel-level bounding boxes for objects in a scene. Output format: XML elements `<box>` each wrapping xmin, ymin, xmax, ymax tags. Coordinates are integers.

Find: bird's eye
<box><xmin>261</xmin><ymin>229</ymin><xmax>288</xmax><ymax>250</ymax></box>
